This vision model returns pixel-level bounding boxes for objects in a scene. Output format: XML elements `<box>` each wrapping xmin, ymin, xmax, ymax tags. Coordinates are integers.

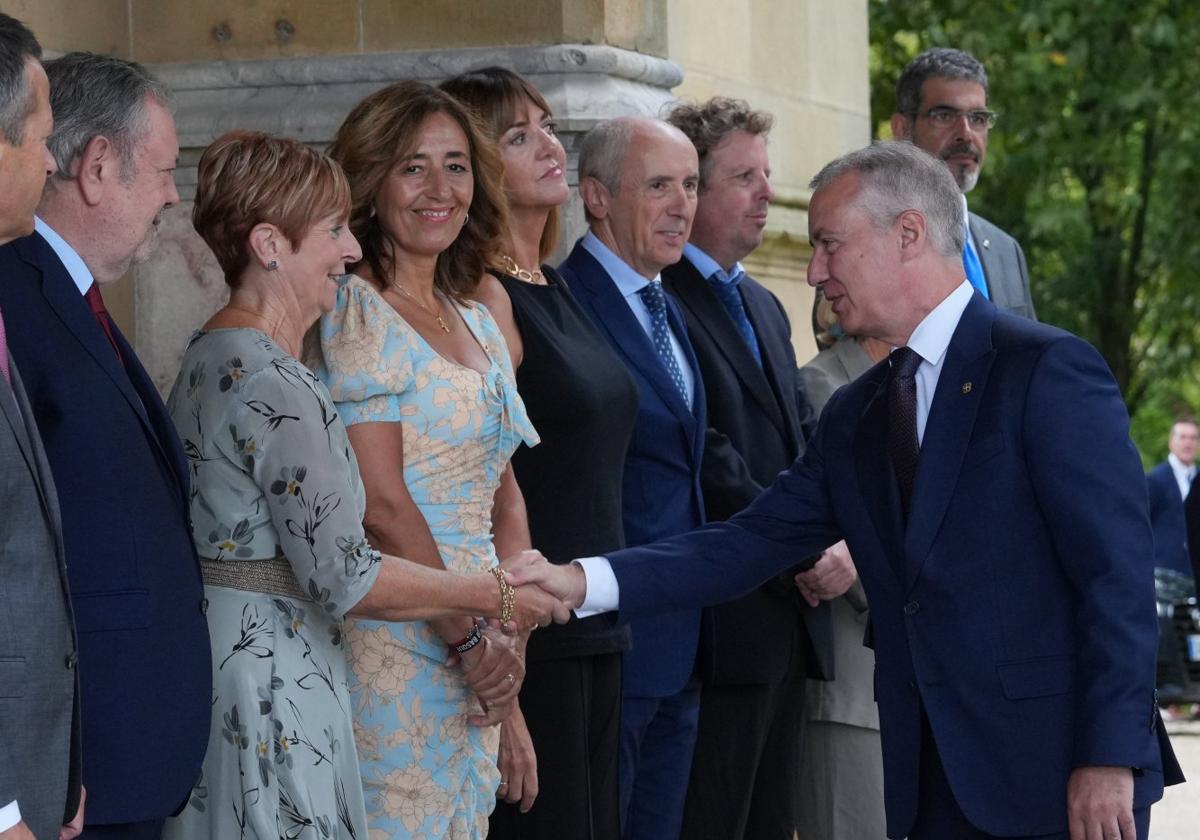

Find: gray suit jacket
<box><xmin>0</xmin><ymin>361</ymin><xmax>81</xmax><ymax>838</ymax></box>
<box><xmin>969</xmin><ymin>211</ymin><xmax>1036</xmax><ymax>320</ymax></box>
<box><xmin>798</xmin><ymin>338</ymin><xmax>880</xmax><ymax>730</ymax></box>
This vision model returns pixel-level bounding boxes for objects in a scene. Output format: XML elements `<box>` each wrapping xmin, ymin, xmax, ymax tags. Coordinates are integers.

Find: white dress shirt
<box><xmin>0</xmin><ymin>801</ymin><xmax>21</xmax><ymax>833</ymax></box>
<box><xmin>1168</xmin><ymin>453</ymin><xmax>1197</xmax><ymax>501</ymax></box>
<box><xmin>575</xmin><ymin>280</ymin><xmax>977</xmax><ymax>613</ymax></box>
<box><xmin>35</xmin><ymin>216</ymin><xmax>96</xmax><ymax>295</ymax></box>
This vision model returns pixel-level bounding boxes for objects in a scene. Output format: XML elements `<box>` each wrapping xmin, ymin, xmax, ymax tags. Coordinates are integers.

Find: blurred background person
<box><xmin>795</xmin><ymin>291</ymin><xmax>890</xmax><ymax>840</ymax></box>
<box><xmin>440</xmin><ymin>67</ymin><xmax>638</xmax><ymax>839</ymax></box>
<box><xmin>1147</xmin><ymin>417</ymin><xmax>1197</xmax><ymax>584</ymax></box>
<box><xmin>163</xmin><ymin>130</ymin><xmax>564</xmax><ymax>840</ymax></box>
<box><xmin>319</xmin><ymin>81</ymin><xmax>537</xmax><ymax>838</ymax></box>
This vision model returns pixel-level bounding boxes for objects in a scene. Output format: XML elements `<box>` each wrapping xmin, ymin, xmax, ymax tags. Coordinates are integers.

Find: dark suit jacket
<box><xmin>1146</xmin><ymin>461</ymin><xmax>1192</xmax><ymax>577</ymax></box>
<box><xmin>559</xmin><ymin>240</ymin><xmax>707</xmax><ymax>698</ymax></box>
<box><xmin>1187</xmin><ymin>482</ymin><xmax>1200</xmax><ymax>584</ymax></box>
<box><xmin>0</xmin><ymin>362</ymin><xmax>81</xmax><ymax>838</ymax></box>
<box><xmin>970</xmin><ymin>211</ymin><xmax>1036</xmax><ymax>320</ymax></box>
<box><xmin>662</xmin><ymin>258</ymin><xmax>831</xmax><ymax>685</ymax></box>
<box><xmin>605</xmin><ymin>294</ymin><xmax>1180</xmax><ymax>837</ymax></box>
<box><xmin>0</xmin><ymin>232</ymin><xmax>211</xmax><ymax>824</ymax></box>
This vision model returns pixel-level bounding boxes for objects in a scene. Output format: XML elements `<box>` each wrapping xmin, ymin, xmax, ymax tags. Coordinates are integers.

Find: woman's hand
<box><xmin>458</xmin><ymin>629</ymin><xmax>524</xmax><ymax>725</ymax></box>
<box><xmin>496</xmin><ymin>701</ymin><xmax>539</xmax><ymax>812</ymax></box>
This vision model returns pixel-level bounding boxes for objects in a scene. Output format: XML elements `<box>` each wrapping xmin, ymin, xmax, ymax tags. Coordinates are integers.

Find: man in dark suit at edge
<box><xmin>513</xmin><ymin>141</ymin><xmax>1183</xmax><ymax>840</ymax></box>
<box><xmin>0</xmin><ymin>13</ymin><xmax>83</xmax><ymax>840</ymax></box>
<box><xmin>891</xmin><ymin>47</ymin><xmax>1037</xmax><ymax>321</ymax></box>
<box><xmin>0</xmin><ymin>53</ymin><xmax>210</xmax><ymax>840</ymax></box>
<box><xmin>661</xmin><ymin>97</ymin><xmax>845</xmax><ymax>840</ymax></box>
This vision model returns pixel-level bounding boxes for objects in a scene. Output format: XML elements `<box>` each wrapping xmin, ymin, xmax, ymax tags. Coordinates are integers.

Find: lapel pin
<box><xmin>982</xmin><ymin>239</ymin><xmax>991</xmax><ymax>249</ymax></box>
<box><xmin>961</xmin><ymin>382</ymin><xmax>973</xmax><ymax>394</ymax></box>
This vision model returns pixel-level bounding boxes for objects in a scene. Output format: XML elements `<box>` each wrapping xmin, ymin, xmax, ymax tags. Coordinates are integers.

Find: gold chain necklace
<box><xmin>388</xmin><ymin>275</ymin><xmax>452</xmax><ymax>333</ymax></box>
<box><xmin>497</xmin><ymin>254</ymin><xmax>547</xmax><ymax>285</ymax></box>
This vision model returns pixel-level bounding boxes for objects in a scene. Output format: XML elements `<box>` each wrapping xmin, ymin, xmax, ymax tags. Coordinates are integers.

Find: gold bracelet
<box><xmin>490</xmin><ymin>565</ymin><xmax>515</xmax><ymax>625</ymax></box>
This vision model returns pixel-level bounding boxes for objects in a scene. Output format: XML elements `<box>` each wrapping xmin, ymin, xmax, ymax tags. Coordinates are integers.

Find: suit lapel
<box><xmin>1</xmin><ymin>363</ymin><xmax>61</xmax><ymax>533</ymax></box>
<box><xmin>667</xmin><ymin>262</ymin><xmax>785</xmax><ymax>436</ymax></box>
<box><xmin>566</xmin><ymin>245</ymin><xmax>696</xmax><ymax>429</ymax></box>
<box><xmin>903</xmin><ymin>295</ymin><xmax>997</xmax><ymax>587</ymax></box>
<box><xmin>970</xmin><ymin>213</ymin><xmax>1014</xmax><ymax>312</ymax></box>
<box><xmin>853</xmin><ymin>363</ymin><xmax>907</xmax><ymax>583</ymax></box>
<box><xmin>741</xmin><ymin>283</ymin><xmax>796</xmax><ymax>443</ymax></box>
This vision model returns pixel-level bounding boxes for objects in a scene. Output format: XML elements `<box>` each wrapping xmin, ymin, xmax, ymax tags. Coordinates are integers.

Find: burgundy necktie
<box><xmin>85</xmin><ymin>283</ymin><xmax>123</xmax><ymax>364</ymax></box>
<box><xmin>0</xmin><ymin>303</ymin><xmax>10</xmax><ymax>385</ymax></box>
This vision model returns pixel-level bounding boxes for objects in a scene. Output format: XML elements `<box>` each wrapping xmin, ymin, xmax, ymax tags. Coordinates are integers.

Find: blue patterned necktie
<box><xmin>963</xmin><ymin>228</ymin><xmax>990</xmax><ymax>299</ymax></box>
<box><xmin>706</xmin><ymin>268</ymin><xmax>762</xmax><ymax>367</ymax></box>
<box><xmin>638</xmin><ymin>280</ymin><xmax>690</xmax><ymax>403</ymax></box>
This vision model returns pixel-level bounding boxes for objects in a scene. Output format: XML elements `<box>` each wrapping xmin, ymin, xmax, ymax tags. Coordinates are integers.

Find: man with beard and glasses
<box><xmin>891</xmin><ymin>47</ymin><xmax>1036</xmax><ymax>321</ymax></box>
<box><xmin>0</xmin><ymin>52</ymin><xmax>210</xmax><ymax>840</ymax></box>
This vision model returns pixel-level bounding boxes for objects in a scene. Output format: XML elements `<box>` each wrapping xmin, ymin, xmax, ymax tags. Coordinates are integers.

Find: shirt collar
<box><xmin>682</xmin><ymin>242</ymin><xmax>744</xmax><ymax>286</ymax></box>
<box><xmin>903</xmin><ymin>279</ymin><xmax>975</xmax><ymax>367</ymax></box>
<box><xmin>35</xmin><ymin>216</ymin><xmax>95</xmax><ymax>295</ymax></box>
<box><xmin>1168</xmin><ymin>453</ymin><xmax>1196</xmax><ymax>479</ymax></box>
<box><xmin>581</xmin><ymin>230</ymin><xmax>659</xmax><ymax>298</ymax></box>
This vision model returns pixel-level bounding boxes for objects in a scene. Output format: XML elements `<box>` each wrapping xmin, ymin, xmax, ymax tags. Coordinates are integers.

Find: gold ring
<box><xmin>505</xmin><ymin>673</ymin><xmax>515</xmax><ymax>684</ymax></box>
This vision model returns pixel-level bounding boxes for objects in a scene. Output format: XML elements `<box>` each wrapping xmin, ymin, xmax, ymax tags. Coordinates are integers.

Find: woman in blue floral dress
<box><xmin>315</xmin><ymin>82</ymin><xmax>536</xmax><ymax>838</ymax></box>
<box><xmin>163</xmin><ymin>132</ymin><xmax>560</xmax><ymax>840</ymax></box>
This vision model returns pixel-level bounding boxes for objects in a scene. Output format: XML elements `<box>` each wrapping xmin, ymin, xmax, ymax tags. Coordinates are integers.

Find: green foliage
<box><xmin>870</xmin><ymin>0</ymin><xmax>1200</xmax><ymax>464</ymax></box>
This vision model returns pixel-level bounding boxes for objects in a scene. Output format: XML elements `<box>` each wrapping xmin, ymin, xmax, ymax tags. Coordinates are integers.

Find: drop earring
<box><xmin>267</xmin><ymin>259</ymin><xmax>278</xmax><ymax>271</ymax></box>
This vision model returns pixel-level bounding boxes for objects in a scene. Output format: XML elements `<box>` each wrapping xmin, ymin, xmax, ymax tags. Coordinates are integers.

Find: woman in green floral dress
<box><xmin>162</xmin><ymin>131</ymin><xmax>564</xmax><ymax>840</ymax></box>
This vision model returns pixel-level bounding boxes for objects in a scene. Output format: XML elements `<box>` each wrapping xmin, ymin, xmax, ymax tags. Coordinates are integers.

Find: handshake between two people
<box><xmin>500</xmin><ymin>549</ymin><xmax>588</xmax><ymax>623</ymax></box>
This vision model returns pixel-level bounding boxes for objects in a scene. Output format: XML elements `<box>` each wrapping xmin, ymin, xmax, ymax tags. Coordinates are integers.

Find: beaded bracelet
<box><xmin>449</xmin><ymin>621</ymin><xmax>484</xmax><ymax>654</ymax></box>
<box><xmin>490</xmin><ymin>565</ymin><xmax>515</xmax><ymax>625</ymax></box>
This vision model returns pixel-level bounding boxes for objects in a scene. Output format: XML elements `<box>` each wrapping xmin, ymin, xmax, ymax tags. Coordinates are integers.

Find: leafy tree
<box><xmin>870</xmin><ymin>0</ymin><xmax>1200</xmax><ymax>463</ymax></box>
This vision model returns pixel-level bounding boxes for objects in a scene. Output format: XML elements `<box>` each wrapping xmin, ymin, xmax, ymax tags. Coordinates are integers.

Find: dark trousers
<box><xmin>910</xmin><ymin>715</ymin><xmax>1151</xmax><ymax>840</ymax></box>
<box><xmin>680</xmin><ymin>645</ymin><xmax>807</xmax><ymax>839</ymax></box>
<box><xmin>488</xmin><ymin>652</ymin><xmax>623</xmax><ymax>840</ymax></box>
<box><xmin>619</xmin><ymin>680</ymin><xmax>701</xmax><ymax>840</ymax></box>
<box><xmin>80</xmin><ymin>819</ymin><xmax>165</xmax><ymax>840</ymax></box>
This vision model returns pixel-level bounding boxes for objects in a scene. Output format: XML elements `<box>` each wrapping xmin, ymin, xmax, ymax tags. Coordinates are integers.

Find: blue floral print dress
<box><xmin>163</xmin><ymin>328</ymin><xmax>382</xmax><ymax>840</ymax></box>
<box><xmin>315</xmin><ymin>276</ymin><xmax>538</xmax><ymax>839</ymax></box>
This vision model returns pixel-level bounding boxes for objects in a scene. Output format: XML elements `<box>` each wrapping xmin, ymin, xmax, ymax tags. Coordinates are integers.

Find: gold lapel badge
<box><xmin>961</xmin><ymin>382</ymin><xmax>973</xmax><ymax>394</ymax></box>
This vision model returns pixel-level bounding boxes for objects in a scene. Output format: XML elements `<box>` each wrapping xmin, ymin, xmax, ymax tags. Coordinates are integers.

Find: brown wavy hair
<box><xmin>439</xmin><ymin>66</ymin><xmax>560</xmax><ymax>261</ymax></box>
<box><xmin>194</xmin><ymin>130</ymin><xmax>351</xmax><ymax>286</ymax></box>
<box><xmin>328</xmin><ymin>80</ymin><xmax>507</xmax><ymax>300</ymax></box>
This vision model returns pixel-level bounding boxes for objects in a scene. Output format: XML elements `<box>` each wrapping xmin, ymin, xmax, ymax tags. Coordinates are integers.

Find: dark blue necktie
<box><xmin>887</xmin><ymin>346</ymin><xmax>922</xmax><ymax>520</ymax></box>
<box><xmin>638</xmin><ymin>280</ymin><xmax>689</xmax><ymax>403</ymax></box>
<box><xmin>963</xmin><ymin>230</ymin><xmax>990</xmax><ymax>299</ymax></box>
<box><xmin>705</xmin><ymin>268</ymin><xmax>762</xmax><ymax>367</ymax></box>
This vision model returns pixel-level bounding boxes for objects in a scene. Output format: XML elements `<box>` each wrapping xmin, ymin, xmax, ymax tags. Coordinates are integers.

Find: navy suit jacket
<box><xmin>662</xmin><ymin>258</ymin><xmax>832</xmax><ymax>685</ymax></box>
<box><xmin>605</xmin><ymin>294</ymin><xmax>1180</xmax><ymax>837</ymax></box>
<box><xmin>559</xmin><ymin>240</ymin><xmax>707</xmax><ymax>698</ymax></box>
<box><xmin>0</xmin><ymin>232</ymin><xmax>211</xmax><ymax>824</ymax></box>
<box><xmin>1146</xmin><ymin>461</ymin><xmax>1192</xmax><ymax>577</ymax></box>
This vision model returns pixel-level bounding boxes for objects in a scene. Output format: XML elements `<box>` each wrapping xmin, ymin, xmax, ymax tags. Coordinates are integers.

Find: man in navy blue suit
<box><xmin>0</xmin><ymin>53</ymin><xmax>210</xmax><ymax>840</ymax></box>
<box><xmin>1146</xmin><ymin>417</ymin><xmax>1197</xmax><ymax>581</ymax></box>
<box><xmin>556</xmin><ymin>116</ymin><xmax>707</xmax><ymax>840</ymax></box>
<box><xmin>516</xmin><ymin>141</ymin><xmax>1182</xmax><ymax>839</ymax></box>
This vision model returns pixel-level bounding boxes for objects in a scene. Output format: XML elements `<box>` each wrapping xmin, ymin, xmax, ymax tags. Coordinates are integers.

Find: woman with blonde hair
<box><xmin>315</xmin><ymin>81</ymin><xmax>537</xmax><ymax>838</ymax></box>
<box><xmin>440</xmin><ymin>66</ymin><xmax>639</xmax><ymax>840</ymax></box>
<box><xmin>163</xmin><ymin>130</ymin><xmax>562</xmax><ymax>840</ymax></box>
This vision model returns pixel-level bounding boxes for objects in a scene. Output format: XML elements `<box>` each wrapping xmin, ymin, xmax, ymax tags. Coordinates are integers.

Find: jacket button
<box><xmin>903</xmin><ymin>601</ymin><xmax>920</xmax><ymax>616</ymax></box>
<box><xmin>65</xmin><ymin>651</ymin><xmax>78</xmax><ymax>669</ymax></box>
<box><xmin>200</xmin><ymin>598</ymin><xmax>210</xmax><ymax>615</ymax></box>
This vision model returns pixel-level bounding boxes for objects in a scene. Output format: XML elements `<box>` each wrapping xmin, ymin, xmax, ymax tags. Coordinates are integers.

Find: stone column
<box><xmin>137</xmin><ymin>44</ymin><xmax>682</xmax><ymax>392</ymax></box>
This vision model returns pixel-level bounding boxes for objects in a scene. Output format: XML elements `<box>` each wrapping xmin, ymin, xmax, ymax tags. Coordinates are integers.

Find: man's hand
<box><xmin>795</xmin><ymin>540</ymin><xmax>857</xmax><ymax>607</ymax></box>
<box><xmin>496</xmin><ymin>702</ymin><xmax>539</xmax><ymax>812</ymax></box>
<box><xmin>497</xmin><ymin>551</ymin><xmax>574</xmax><ymax>632</ymax></box>
<box><xmin>1067</xmin><ymin>765</ymin><xmax>1134</xmax><ymax>840</ymax></box>
<box><xmin>504</xmin><ymin>557</ymin><xmax>587</xmax><ymax>610</ymax></box>
<box><xmin>0</xmin><ymin>822</ymin><xmax>35</xmax><ymax>840</ymax></box>
<box><xmin>60</xmin><ymin>785</ymin><xmax>85</xmax><ymax>840</ymax></box>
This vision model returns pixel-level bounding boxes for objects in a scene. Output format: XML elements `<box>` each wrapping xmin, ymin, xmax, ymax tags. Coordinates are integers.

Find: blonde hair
<box><xmin>329</xmin><ymin>80</ymin><xmax>507</xmax><ymax>300</ymax></box>
<box><xmin>193</xmin><ymin>130</ymin><xmax>350</xmax><ymax>285</ymax></box>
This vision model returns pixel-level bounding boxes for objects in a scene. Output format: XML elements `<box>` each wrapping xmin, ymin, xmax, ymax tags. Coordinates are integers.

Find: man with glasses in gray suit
<box><xmin>0</xmin><ymin>12</ymin><xmax>83</xmax><ymax>840</ymax></box>
<box><xmin>891</xmin><ymin>47</ymin><xmax>1037</xmax><ymax>321</ymax></box>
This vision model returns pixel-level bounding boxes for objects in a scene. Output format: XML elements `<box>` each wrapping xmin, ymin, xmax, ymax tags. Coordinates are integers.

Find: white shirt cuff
<box><xmin>574</xmin><ymin>556</ymin><xmax>619</xmax><ymax>616</ymax></box>
<box><xmin>0</xmin><ymin>801</ymin><xmax>22</xmax><ymax>833</ymax></box>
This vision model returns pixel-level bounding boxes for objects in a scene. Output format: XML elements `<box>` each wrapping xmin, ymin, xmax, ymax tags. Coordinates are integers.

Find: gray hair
<box><xmin>578</xmin><ymin>118</ymin><xmax>635</xmax><ymax>221</ymax></box>
<box><xmin>43</xmin><ymin>52</ymin><xmax>171</xmax><ymax>182</ymax></box>
<box><xmin>809</xmin><ymin>141</ymin><xmax>964</xmax><ymax>258</ymax></box>
<box><xmin>895</xmin><ymin>47</ymin><xmax>989</xmax><ymax>117</ymax></box>
<box><xmin>665</xmin><ymin>97</ymin><xmax>773</xmax><ymax>188</ymax></box>
<box><xmin>0</xmin><ymin>13</ymin><xmax>42</xmax><ymax>145</ymax></box>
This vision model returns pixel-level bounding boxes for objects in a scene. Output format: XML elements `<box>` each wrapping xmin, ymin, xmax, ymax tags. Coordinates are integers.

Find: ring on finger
<box><xmin>505</xmin><ymin>673</ymin><xmax>515</xmax><ymax>684</ymax></box>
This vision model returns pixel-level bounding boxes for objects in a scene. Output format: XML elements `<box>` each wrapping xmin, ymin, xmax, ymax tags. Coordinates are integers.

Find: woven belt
<box><xmin>199</xmin><ymin>556</ymin><xmax>310</xmax><ymax>602</ymax></box>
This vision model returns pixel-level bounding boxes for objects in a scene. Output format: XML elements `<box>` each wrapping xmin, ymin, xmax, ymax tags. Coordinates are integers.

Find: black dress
<box><xmin>487</xmin><ymin>265</ymin><xmax>638</xmax><ymax>840</ymax></box>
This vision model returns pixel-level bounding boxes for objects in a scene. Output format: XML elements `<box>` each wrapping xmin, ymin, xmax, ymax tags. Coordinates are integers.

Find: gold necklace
<box><xmin>389</xmin><ymin>276</ymin><xmax>452</xmax><ymax>333</ymax></box>
<box><xmin>497</xmin><ymin>254</ymin><xmax>547</xmax><ymax>285</ymax></box>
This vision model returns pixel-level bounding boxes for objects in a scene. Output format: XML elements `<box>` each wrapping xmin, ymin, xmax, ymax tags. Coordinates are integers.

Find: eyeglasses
<box><xmin>914</xmin><ymin>106</ymin><xmax>998</xmax><ymax>130</ymax></box>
